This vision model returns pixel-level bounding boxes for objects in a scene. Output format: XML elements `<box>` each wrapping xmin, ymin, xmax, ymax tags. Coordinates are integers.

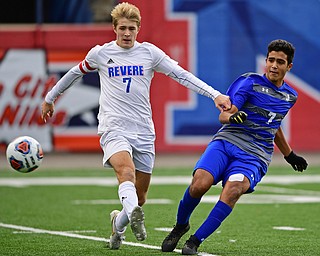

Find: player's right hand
<box><xmin>41</xmin><ymin>101</ymin><xmax>54</xmax><ymax>123</ymax></box>
<box><xmin>229</xmin><ymin>111</ymin><xmax>247</xmax><ymax>124</ymax></box>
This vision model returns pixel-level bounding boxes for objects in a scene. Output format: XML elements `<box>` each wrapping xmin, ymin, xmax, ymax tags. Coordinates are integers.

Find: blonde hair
<box><xmin>111</xmin><ymin>2</ymin><xmax>141</xmax><ymax>28</ymax></box>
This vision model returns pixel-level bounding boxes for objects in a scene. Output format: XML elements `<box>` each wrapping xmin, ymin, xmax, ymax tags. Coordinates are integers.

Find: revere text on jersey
<box><xmin>108</xmin><ymin>65</ymin><xmax>144</xmax><ymax>77</ymax></box>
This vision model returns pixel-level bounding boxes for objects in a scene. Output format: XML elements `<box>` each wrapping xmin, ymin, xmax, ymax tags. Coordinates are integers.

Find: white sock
<box><xmin>115</xmin><ymin>209</ymin><xmax>129</xmax><ymax>232</ymax></box>
<box><xmin>118</xmin><ymin>181</ymin><xmax>138</xmax><ymax>221</ymax></box>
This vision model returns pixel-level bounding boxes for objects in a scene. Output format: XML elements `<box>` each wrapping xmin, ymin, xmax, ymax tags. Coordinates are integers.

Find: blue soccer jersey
<box><xmin>213</xmin><ymin>73</ymin><xmax>298</xmax><ymax>169</ymax></box>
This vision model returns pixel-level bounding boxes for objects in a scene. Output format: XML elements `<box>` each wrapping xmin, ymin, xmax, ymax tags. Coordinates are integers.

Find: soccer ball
<box><xmin>6</xmin><ymin>136</ymin><xmax>44</xmax><ymax>173</ymax></box>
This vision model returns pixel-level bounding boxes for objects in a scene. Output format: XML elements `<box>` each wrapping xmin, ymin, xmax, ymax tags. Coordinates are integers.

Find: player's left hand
<box><xmin>229</xmin><ymin>111</ymin><xmax>247</xmax><ymax>124</ymax></box>
<box><xmin>284</xmin><ymin>151</ymin><xmax>308</xmax><ymax>172</ymax></box>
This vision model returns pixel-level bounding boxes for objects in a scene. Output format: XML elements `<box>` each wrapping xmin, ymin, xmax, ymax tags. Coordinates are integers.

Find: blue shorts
<box><xmin>194</xmin><ymin>140</ymin><xmax>267</xmax><ymax>193</ymax></box>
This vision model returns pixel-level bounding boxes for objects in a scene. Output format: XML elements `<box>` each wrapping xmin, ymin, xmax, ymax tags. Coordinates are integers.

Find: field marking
<box><xmin>72</xmin><ymin>194</ymin><xmax>320</xmax><ymax>205</ymax></box>
<box><xmin>72</xmin><ymin>198</ymin><xmax>173</xmax><ymax>205</ymax></box>
<box><xmin>0</xmin><ymin>222</ymin><xmax>218</xmax><ymax>256</ymax></box>
<box><xmin>202</xmin><ymin>194</ymin><xmax>320</xmax><ymax>204</ymax></box>
<box><xmin>273</xmin><ymin>226</ymin><xmax>306</xmax><ymax>231</ymax></box>
<box><xmin>257</xmin><ymin>185</ymin><xmax>320</xmax><ymax>196</ymax></box>
<box><xmin>154</xmin><ymin>227</ymin><xmax>173</xmax><ymax>232</ymax></box>
<box><xmin>13</xmin><ymin>230</ymin><xmax>97</xmax><ymax>234</ymax></box>
<box><xmin>1</xmin><ymin>175</ymin><xmax>320</xmax><ymax>187</ymax></box>
<box><xmin>72</xmin><ymin>185</ymin><xmax>320</xmax><ymax>206</ymax></box>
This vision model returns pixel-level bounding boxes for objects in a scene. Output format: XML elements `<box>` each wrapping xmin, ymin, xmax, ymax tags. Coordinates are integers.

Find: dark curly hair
<box><xmin>267</xmin><ymin>39</ymin><xmax>295</xmax><ymax>64</ymax></box>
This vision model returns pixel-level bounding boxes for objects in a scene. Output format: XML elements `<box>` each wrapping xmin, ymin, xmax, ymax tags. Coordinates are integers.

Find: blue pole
<box><xmin>36</xmin><ymin>0</ymin><xmax>43</xmax><ymax>24</ymax></box>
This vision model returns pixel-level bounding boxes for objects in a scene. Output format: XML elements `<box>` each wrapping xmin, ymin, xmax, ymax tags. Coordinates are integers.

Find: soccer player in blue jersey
<box><xmin>161</xmin><ymin>39</ymin><xmax>308</xmax><ymax>255</ymax></box>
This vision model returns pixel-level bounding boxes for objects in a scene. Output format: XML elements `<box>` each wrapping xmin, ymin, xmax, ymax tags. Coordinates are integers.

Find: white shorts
<box><xmin>99</xmin><ymin>130</ymin><xmax>155</xmax><ymax>174</ymax></box>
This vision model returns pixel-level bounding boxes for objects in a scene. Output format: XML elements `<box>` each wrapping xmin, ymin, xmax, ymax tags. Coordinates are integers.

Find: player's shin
<box><xmin>194</xmin><ymin>200</ymin><xmax>232</xmax><ymax>242</ymax></box>
<box><xmin>118</xmin><ymin>181</ymin><xmax>138</xmax><ymax>218</ymax></box>
<box><xmin>177</xmin><ymin>186</ymin><xmax>201</xmax><ymax>225</ymax></box>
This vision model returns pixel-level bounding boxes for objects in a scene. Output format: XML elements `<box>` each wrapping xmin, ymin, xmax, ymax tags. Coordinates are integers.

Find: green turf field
<box><xmin>0</xmin><ymin>166</ymin><xmax>319</xmax><ymax>256</ymax></box>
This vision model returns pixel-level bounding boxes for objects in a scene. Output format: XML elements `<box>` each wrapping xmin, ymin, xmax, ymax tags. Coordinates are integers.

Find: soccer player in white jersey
<box><xmin>41</xmin><ymin>2</ymin><xmax>231</xmax><ymax>250</ymax></box>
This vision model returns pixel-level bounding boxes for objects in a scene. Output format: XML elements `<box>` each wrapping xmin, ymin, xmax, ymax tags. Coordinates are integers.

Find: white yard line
<box><xmin>72</xmin><ymin>198</ymin><xmax>173</xmax><ymax>205</ymax></box>
<box><xmin>273</xmin><ymin>226</ymin><xmax>305</xmax><ymax>231</ymax></box>
<box><xmin>0</xmin><ymin>223</ymin><xmax>218</xmax><ymax>256</ymax></box>
<box><xmin>1</xmin><ymin>175</ymin><xmax>320</xmax><ymax>187</ymax></box>
<box><xmin>72</xmin><ymin>194</ymin><xmax>320</xmax><ymax>205</ymax></box>
<box><xmin>257</xmin><ymin>185</ymin><xmax>320</xmax><ymax>195</ymax></box>
<box><xmin>201</xmin><ymin>194</ymin><xmax>320</xmax><ymax>204</ymax></box>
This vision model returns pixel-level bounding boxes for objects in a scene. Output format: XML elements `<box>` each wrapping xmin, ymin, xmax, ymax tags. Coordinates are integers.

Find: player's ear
<box><xmin>287</xmin><ymin>63</ymin><xmax>293</xmax><ymax>72</ymax></box>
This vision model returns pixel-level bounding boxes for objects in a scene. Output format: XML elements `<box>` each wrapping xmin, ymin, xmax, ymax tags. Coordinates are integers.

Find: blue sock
<box><xmin>194</xmin><ymin>200</ymin><xmax>232</xmax><ymax>243</ymax></box>
<box><xmin>177</xmin><ymin>186</ymin><xmax>201</xmax><ymax>225</ymax></box>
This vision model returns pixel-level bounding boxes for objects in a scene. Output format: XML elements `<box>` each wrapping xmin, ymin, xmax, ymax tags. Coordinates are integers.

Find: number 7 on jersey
<box><xmin>123</xmin><ymin>77</ymin><xmax>132</xmax><ymax>93</ymax></box>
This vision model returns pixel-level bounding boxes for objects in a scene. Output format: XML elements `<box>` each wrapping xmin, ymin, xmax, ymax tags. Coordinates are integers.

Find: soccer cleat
<box><xmin>109</xmin><ymin>210</ymin><xmax>125</xmax><ymax>249</ymax></box>
<box><xmin>182</xmin><ymin>235</ymin><xmax>201</xmax><ymax>255</ymax></box>
<box><xmin>130</xmin><ymin>206</ymin><xmax>147</xmax><ymax>241</ymax></box>
<box><xmin>161</xmin><ymin>223</ymin><xmax>190</xmax><ymax>252</ymax></box>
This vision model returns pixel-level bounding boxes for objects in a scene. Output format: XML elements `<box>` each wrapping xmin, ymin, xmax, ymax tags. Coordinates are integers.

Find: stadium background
<box><xmin>0</xmin><ymin>0</ymin><xmax>319</xmax><ymax>158</ymax></box>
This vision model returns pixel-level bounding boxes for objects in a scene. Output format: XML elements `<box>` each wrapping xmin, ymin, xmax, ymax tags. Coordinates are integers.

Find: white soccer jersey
<box><xmin>45</xmin><ymin>41</ymin><xmax>221</xmax><ymax>136</ymax></box>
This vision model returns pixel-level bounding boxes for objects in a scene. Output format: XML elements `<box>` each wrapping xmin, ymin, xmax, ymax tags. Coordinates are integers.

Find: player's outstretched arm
<box><xmin>166</xmin><ymin>66</ymin><xmax>232</xmax><ymax>111</ymax></box>
<box><xmin>40</xmin><ymin>63</ymin><xmax>87</xmax><ymax>123</ymax></box>
<box><xmin>274</xmin><ymin>127</ymin><xmax>308</xmax><ymax>172</ymax></box>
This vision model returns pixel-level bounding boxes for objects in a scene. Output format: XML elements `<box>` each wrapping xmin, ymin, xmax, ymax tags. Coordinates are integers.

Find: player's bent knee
<box><xmin>228</xmin><ymin>173</ymin><xmax>245</xmax><ymax>182</ymax></box>
<box><xmin>190</xmin><ymin>170</ymin><xmax>213</xmax><ymax>195</ymax></box>
<box><xmin>189</xmin><ymin>183</ymin><xmax>211</xmax><ymax>198</ymax></box>
<box><xmin>226</xmin><ymin>173</ymin><xmax>250</xmax><ymax>196</ymax></box>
